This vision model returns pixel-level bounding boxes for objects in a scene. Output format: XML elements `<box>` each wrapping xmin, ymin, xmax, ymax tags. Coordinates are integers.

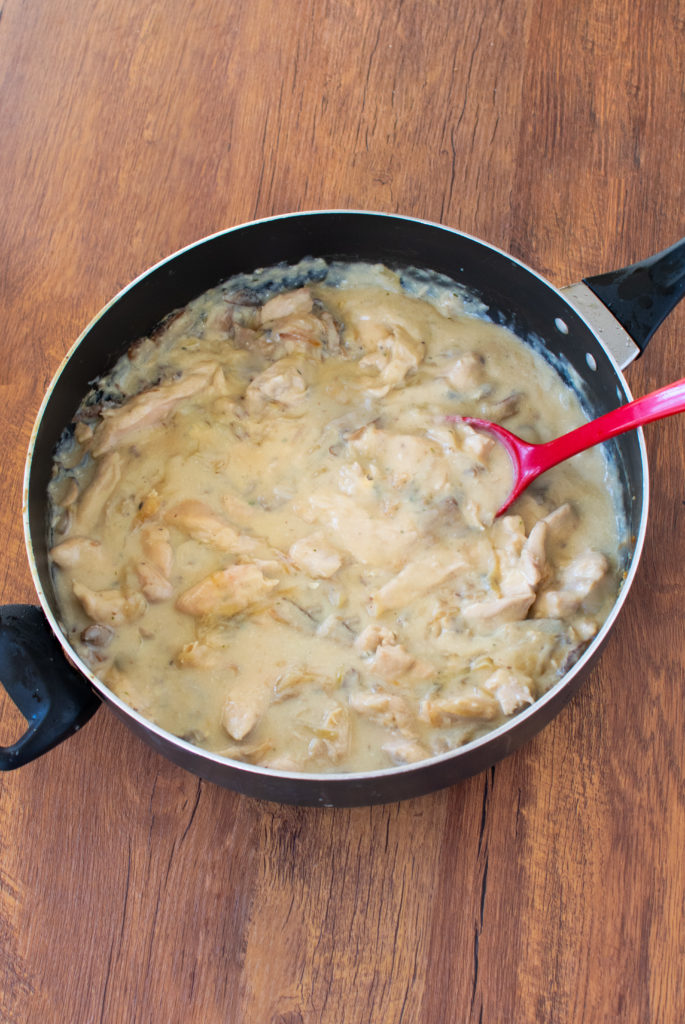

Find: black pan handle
<box><xmin>582</xmin><ymin>236</ymin><xmax>685</xmax><ymax>355</ymax></box>
<box><xmin>0</xmin><ymin>605</ymin><xmax>100</xmax><ymax>770</ymax></box>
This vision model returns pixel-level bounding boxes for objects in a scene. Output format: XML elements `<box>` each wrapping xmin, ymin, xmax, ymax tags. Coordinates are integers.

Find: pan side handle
<box><xmin>581</xmin><ymin>236</ymin><xmax>685</xmax><ymax>355</ymax></box>
<box><xmin>0</xmin><ymin>605</ymin><xmax>100</xmax><ymax>770</ymax></box>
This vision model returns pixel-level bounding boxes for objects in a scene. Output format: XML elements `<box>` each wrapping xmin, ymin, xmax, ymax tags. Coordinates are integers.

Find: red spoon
<box><xmin>458</xmin><ymin>377</ymin><xmax>685</xmax><ymax>516</ymax></box>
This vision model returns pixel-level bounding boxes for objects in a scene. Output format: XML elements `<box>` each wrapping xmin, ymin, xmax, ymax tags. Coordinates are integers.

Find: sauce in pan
<box><xmin>48</xmin><ymin>261</ymin><xmax>623</xmax><ymax>772</ymax></box>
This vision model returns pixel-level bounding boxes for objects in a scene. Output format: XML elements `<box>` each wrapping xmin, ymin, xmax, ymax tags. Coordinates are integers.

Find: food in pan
<box><xmin>47</xmin><ymin>260</ymin><xmax>624</xmax><ymax>773</ymax></box>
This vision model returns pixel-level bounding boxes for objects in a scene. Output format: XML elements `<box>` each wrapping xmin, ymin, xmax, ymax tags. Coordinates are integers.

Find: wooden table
<box><xmin>1</xmin><ymin>1</ymin><xmax>683</xmax><ymax>1020</ymax></box>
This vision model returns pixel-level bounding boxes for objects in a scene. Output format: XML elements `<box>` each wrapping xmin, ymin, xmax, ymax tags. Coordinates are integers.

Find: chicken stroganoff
<box><xmin>48</xmin><ymin>261</ymin><xmax>623</xmax><ymax>773</ymax></box>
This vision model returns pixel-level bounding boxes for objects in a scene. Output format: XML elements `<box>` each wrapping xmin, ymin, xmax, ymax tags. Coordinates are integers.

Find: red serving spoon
<box><xmin>457</xmin><ymin>377</ymin><xmax>685</xmax><ymax>516</ymax></box>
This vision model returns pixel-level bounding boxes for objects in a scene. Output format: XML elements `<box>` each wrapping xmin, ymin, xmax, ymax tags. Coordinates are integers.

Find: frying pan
<box><xmin>2</xmin><ymin>211</ymin><xmax>684</xmax><ymax>806</ymax></box>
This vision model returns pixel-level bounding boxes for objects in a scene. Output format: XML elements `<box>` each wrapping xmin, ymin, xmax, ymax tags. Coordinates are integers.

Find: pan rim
<box><xmin>22</xmin><ymin>210</ymin><xmax>651</xmax><ymax>790</ymax></box>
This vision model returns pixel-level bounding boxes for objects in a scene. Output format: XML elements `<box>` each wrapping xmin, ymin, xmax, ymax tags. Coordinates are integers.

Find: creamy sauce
<box><xmin>48</xmin><ymin>261</ymin><xmax>622</xmax><ymax>773</ymax></box>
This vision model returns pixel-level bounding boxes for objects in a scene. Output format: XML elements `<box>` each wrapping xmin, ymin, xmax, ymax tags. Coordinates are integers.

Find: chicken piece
<box><xmin>535</xmin><ymin>551</ymin><xmax>609</xmax><ymax>618</ymax></box>
<box><xmin>50</xmin><ymin>537</ymin><xmax>113</xmax><ymax>578</ymax></box>
<box><xmin>534</xmin><ymin>591</ymin><xmax>577</xmax><ymax>618</ymax></box>
<box><xmin>436</xmin><ymin>419</ymin><xmax>496</xmax><ymax>467</ymax></box>
<box><xmin>174</xmin><ymin>640</ymin><xmax>221</xmax><ymax>669</ymax></box>
<box><xmin>272</xmin><ymin>664</ymin><xmax>325</xmax><ymax>699</ymax></box>
<box><xmin>300</xmin><ymin>492</ymin><xmax>418</xmax><ymax>569</ymax></box>
<box><xmin>136</xmin><ymin>523</ymin><xmax>173</xmax><ymax>601</ymax></box>
<box><xmin>354</xmin><ymin>623</ymin><xmax>397</xmax><ymax>653</ymax></box>
<box><xmin>348</xmin><ymin>691</ymin><xmax>414</xmax><ymax>732</ymax></box>
<box><xmin>382</xmin><ymin>736</ymin><xmax>430</xmax><ymax>765</ymax></box>
<box><xmin>419</xmin><ymin>690</ymin><xmax>499</xmax><ymax>724</ymax></box>
<box><xmin>260</xmin><ymin>287</ymin><xmax>313</xmax><ymax>323</ymax></box>
<box><xmin>482</xmin><ymin>668</ymin><xmax>535</xmax><ymax>715</ymax></box>
<box><xmin>135</xmin><ymin>488</ymin><xmax>162</xmax><ymax>523</ymax></box>
<box><xmin>368</xmin><ymin>641</ymin><xmax>416</xmax><ymax>681</ymax></box>
<box><xmin>136</xmin><ymin>560</ymin><xmax>173</xmax><ymax>602</ymax></box>
<box><xmin>244</xmin><ymin>356</ymin><xmax>311</xmax><ymax>411</ymax></box>
<box><xmin>543</xmin><ymin>502</ymin><xmax>576</xmax><ymax>535</ymax></box>
<box><xmin>70</xmin><ymin>452</ymin><xmax>123</xmax><ymax>535</ymax></box>
<box><xmin>73</xmin><ymin>582</ymin><xmax>146</xmax><ymax>626</ymax></box>
<box><xmin>348</xmin><ymin>424</ymin><xmax>453</xmax><ymax>497</ymax></box>
<box><xmin>335</xmin><ymin>460</ymin><xmax>376</xmax><ymax>499</ymax></box>
<box><xmin>267</xmin><ymin>313</ymin><xmax>332</xmax><ymax>355</ymax></box>
<box><xmin>52</xmin><ymin>476</ymin><xmax>80</xmax><ymax>508</ymax></box>
<box><xmin>92</xmin><ymin>362</ymin><xmax>224</xmax><ymax>456</ymax></box>
<box><xmin>73</xmin><ymin>422</ymin><xmax>94</xmax><ymax>446</ymax></box>
<box><xmin>564</xmin><ymin>550</ymin><xmax>609</xmax><ymax>591</ymax></box>
<box><xmin>358</xmin><ymin>324</ymin><xmax>424</xmax><ymax>397</ymax></box>
<box><xmin>289</xmin><ymin>532</ymin><xmax>342</xmax><ymax>578</ymax></box>
<box><xmin>215</xmin><ymin>740</ymin><xmax>274</xmax><ymax>764</ymax></box>
<box><xmin>488</xmin><ymin>622</ymin><xmax>559</xmax><ymax>679</ymax></box>
<box><xmin>462</xmin><ymin>590</ymin><xmax>535</xmax><ymax>632</ymax></box>
<box><xmin>518</xmin><ymin>520</ymin><xmax>549</xmax><ymax>588</ymax></box>
<box><xmin>140</xmin><ymin>522</ymin><xmax>173</xmax><ymax>577</ymax></box>
<box><xmin>492</xmin><ymin>515</ymin><xmax>527</xmax><ymax>569</ymax></box>
<box><xmin>165</xmin><ymin>500</ymin><xmax>257</xmax><ymax>554</ymax></box>
<box><xmin>460</xmin><ymin>426</ymin><xmax>496</xmax><ymax>461</ymax></box>
<box><xmin>222</xmin><ymin>492</ymin><xmax>260</xmax><ymax>528</ymax></box>
<box><xmin>572</xmin><ymin>617</ymin><xmax>600</xmax><ymax>642</ymax></box>
<box><xmin>258</xmin><ymin>302</ymin><xmax>340</xmax><ymax>357</ymax></box>
<box><xmin>308</xmin><ymin>703</ymin><xmax>350</xmax><ymax>763</ymax></box>
<box><xmin>368</xmin><ymin>643</ymin><xmax>432</xmax><ymax>684</ymax></box>
<box><xmin>497</xmin><ymin>518</ymin><xmax>549</xmax><ymax>596</ymax></box>
<box><xmin>370</xmin><ymin>547</ymin><xmax>469</xmax><ymax>615</ymax></box>
<box><xmin>445</xmin><ymin>352</ymin><xmax>487</xmax><ymax>394</ymax></box>
<box><xmin>222</xmin><ymin>684</ymin><xmax>271</xmax><ymax>740</ymax></box>
<box><xmin>176</xmin><ymin>563</ymin><xmax>278</xmax><ymax>618</ymax></box>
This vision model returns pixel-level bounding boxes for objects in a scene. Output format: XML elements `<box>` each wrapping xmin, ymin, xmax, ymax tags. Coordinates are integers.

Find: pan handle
<box><xmin>0</xmin><ymin>605</ymin><xmax>100</xmax><ymax>770</ymax></box>
<box><xmin>582</xmin><ymin>236</ymin><xmax>685</xmax><ymax>354</ymax></box>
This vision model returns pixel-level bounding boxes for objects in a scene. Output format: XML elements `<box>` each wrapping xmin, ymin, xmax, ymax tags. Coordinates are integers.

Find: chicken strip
<box><xmin>176</xmin><ymin>563</ymin><xmax>278</xmax><ymax>618</ymax></box>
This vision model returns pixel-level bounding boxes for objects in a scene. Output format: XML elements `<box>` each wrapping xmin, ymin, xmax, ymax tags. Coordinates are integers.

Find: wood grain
<box><xmin>1</xmin><ymin>0</ymin><xmax>684</xmax><ymax>1021</ymax></box>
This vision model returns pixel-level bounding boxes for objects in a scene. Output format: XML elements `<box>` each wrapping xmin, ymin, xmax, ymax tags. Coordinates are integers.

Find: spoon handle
<box><xmin>534</xmin><ymin>377</ymin><xmax>685</xmax><ymax>474</ymax></box>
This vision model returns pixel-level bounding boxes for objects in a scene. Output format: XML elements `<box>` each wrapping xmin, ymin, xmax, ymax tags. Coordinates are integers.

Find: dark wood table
<box><xmin>1</xmin><ymin>1</ymin><xmax>683</xmax><ymax>1020</ymax></box>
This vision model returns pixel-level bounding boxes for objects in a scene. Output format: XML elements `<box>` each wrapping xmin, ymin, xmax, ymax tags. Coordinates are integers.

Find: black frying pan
<box><xmin>2</xmin><ymin>212</ymin><xmax>684</xmax><ymax>806</ymax></box>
